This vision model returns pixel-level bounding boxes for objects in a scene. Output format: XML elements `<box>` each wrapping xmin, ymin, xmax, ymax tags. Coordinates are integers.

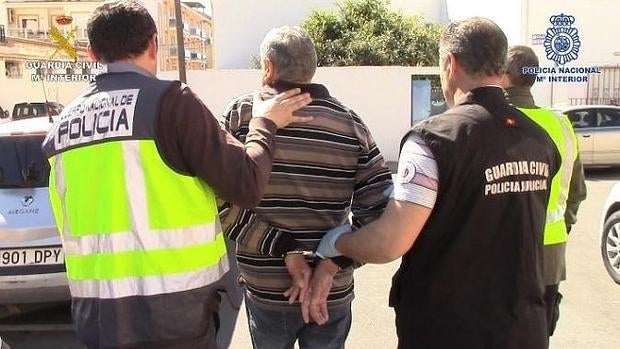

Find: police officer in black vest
<box><xmin>316</xmin><ymin>17</ymin><xmax>559</xmax><ymax>348</ymax></box>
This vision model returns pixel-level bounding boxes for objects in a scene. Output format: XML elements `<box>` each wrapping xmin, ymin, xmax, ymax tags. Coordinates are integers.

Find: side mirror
<box><xmin>0</xmin><ymin>110</ymin><xmax>8</xmax><ymax>119</ymax></box>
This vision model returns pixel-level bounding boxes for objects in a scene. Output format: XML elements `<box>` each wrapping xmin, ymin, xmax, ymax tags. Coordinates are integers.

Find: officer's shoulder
<box><xmin>419</xmin><ymin>104</ymin><xmax>485</xmax><ymax>129</ymax></box>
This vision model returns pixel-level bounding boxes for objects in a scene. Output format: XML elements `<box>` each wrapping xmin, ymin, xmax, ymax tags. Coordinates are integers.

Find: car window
<box><xmin>0</xmin><ymin>135</ymin><xmax>50</xmax><ymax>189</ymax></box>
<box><xmin>12</xmin><ymin>103</ymin><xmax>47</xmax><ymax>120</ymax></box>
<box><xmin>566</xmin><ymin>110</ymin><xmax>595</xmax><ymax>128</ymax></box>
<box><xmin>596</xmin><ymin>109</ymin><xmax>620</xmax><ymax>128</ymax></box>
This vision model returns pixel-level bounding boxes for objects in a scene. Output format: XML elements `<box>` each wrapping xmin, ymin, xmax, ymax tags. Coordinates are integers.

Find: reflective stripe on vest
<box><xmin>519</xmin><ymin>108</ymin><xmax>578</xmax><ymax>245</ymax></box>
<box><xmin>49</xmin><ymin>140</ymin><xmax>228</xmax><ymax>299</ymax></box>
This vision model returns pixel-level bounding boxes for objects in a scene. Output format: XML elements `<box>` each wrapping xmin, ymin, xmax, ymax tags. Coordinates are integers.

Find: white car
<box><xmin>561</xmin><ymin>105</ymin><xmax>620</xmax><ymax>167</ymax></box>
<box><xmin>0</xmin><ymin>117</ymin><xmax>69</xmax><ymax>304</ymax></box>
<box><xmin>601</xmin><ymin>181</ymin><xmax>620</xmax><ymax>285</ymax></box>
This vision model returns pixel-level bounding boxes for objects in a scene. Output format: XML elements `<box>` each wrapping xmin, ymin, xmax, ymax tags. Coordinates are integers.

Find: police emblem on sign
<box><xmin>544</xmin><ymin>13</ymin><xmax>580</xmax><ymax>66</ymax></box>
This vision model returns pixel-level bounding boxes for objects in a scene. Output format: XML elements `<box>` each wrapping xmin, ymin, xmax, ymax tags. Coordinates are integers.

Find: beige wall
<box><xmin>0</xmin><ymin>77</ymin><xmax>88</xmax><ymax>114</ymax></box>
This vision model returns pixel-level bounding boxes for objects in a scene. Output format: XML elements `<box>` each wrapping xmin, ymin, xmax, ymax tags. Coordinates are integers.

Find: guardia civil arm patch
<box><xmin>399</xmin><ymin>161</ymin><xmax>417</xmax><ymax>184</ymax></box>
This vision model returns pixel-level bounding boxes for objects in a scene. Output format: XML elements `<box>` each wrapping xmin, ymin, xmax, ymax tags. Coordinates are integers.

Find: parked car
<box><xmin>561</xmin><ymin>105</ymin><xmax>620</xmax><ymax>167</ymax></box>
<box><xmin>601</xmin><ymin>181</ymin><xmax>620</xmax><ymax>285</ymax></box>
<box><xmin>0</xmin><ymin>106</ymin><xmax>8</xmax><ymax>120</ymax></box>
<box><xmin>11</xmin><ymin>102</ymin><xmax>63</xmax><ymax>122</ymax></box>
<box><xmin>0</xmin><ymin>117</ymin><xmax>69</xmax><ymax>304</ymax></box>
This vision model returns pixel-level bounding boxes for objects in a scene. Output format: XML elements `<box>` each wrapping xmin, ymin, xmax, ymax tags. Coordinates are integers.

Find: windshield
<box><xmin>11</xmin><ymin>103</ymin><xmax>61</xmax><ymax>121</ymax></box>
<box><xmin>0</xmin><ymin>135</ymin><xmax>50</xmax><ymax>189</ymax></box>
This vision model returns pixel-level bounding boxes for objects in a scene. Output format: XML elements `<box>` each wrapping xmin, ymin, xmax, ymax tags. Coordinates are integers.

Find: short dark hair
<box><xmin>439</xmin><ymin>17</ymin><xmax>507</xmax><ymax>76</ymax></box>
<box><xmin>505</xmin><ymin>45</ymin><xmax>539</xmax><ymax>87</ymax></box>
<box><xmin>87</xmin><ymin>1</ymin><xmax>157</xmax><ymax>63</ymax></box>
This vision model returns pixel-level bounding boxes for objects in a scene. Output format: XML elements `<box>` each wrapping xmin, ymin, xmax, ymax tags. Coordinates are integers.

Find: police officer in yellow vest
<box><xmin>502</xmin><ymin>45</ymin><xmax>587</xmax><ymax>340</ymax></box>
<box><xmin>42</xmin><ymin>1</ymin><xmax>312</xmax><ymax>348</ymax></box>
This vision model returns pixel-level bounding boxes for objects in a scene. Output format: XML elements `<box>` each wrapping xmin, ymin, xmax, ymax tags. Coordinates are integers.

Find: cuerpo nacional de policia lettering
<box><xmin>51</xmin><ymin>89</ymin><xmax>138</xmax><ymax>151</ymax></box>
<box><xmin>484</xmin><ymin>161</ymin><xmax>551</xmax><ymax>196</ymax></box>
<box><xmin>523</xmin><ymin>13</ymin><xmax>601</xmax><ymax>83</ymax></box>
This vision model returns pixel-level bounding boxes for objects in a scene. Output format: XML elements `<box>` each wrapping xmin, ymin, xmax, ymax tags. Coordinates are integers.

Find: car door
<box><xmin>0</xmin><ymin>134</ymin><xmax>63</xmax><ymax>270</ymax></box>
<box><xmin>565</xmin><ymin>109</ymin><xmax>596</xmax><ymax>165</ymax></box>
<box><xmin>592</xmin><ymin>108</ymin><xmax>620</xmax><ymax>166</ymax></box>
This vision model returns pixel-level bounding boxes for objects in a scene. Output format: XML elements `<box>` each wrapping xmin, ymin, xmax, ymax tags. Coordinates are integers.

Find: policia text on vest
<box><xmin>54</xmin><ymin>89</ymin><xmax>138</xmax><ymax>148</ymax></box>
<box><xmin>484</xmin><ymin>161</ymin><xmax>551</xmax><ymax>196</ymax></box>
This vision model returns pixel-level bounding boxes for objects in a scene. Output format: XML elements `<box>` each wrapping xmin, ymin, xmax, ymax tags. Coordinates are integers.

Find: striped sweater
<box><xmin>219</xmin><ymin>81</ymin><xmax>392</xmax><ymax>308</ymax></box>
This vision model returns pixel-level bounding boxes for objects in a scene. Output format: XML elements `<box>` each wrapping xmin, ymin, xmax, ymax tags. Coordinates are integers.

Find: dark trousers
<box><xmin>394</xmin><ymin>305</ymin><xmax>548</xmax><ymax>349</ymax></box>
<box><xmin>90</xmin><ymin>331</ymin><xmax>217</xmax><ymax>349</ymax></box>
<box><xmin>88</xmin><ymin>295</ymin><xmax>220</xmax><ymax>349</ymax></box>
<box><xmin>543</xmin><ymin>284</ymin><xmax>563</xmax><ymax>337</ymax></box>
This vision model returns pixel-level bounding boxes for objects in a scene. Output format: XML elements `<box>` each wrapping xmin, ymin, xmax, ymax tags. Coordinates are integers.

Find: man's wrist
<box><xmin>330</xmin><ymin>256</ymin><xmax>354</xmax><ymax>270</ymax></box>
<box><xmin>319</xmin><ymin>258</ymin><xmax>340</xmax><ymax>275</ymax></box>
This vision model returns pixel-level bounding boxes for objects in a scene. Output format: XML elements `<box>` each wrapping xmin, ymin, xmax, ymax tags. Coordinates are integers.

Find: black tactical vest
<box><xmin>391</xmin><ymin>87</ymin><xmax>559</xmax><ymax>349</ymax></box>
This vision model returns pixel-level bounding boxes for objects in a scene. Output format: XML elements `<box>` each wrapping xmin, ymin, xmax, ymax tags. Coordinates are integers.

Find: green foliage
<box><xmin>301</xmin><ymin>0</ymin><xmax>443</xmax><ymax>66</ymax></box>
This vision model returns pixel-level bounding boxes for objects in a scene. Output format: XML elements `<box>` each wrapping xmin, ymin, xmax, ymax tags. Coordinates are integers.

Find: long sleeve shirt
<box><xmin>219</xmin><ymin>81</ymin><xmax>393</xmax><ymax>308</ymax></box>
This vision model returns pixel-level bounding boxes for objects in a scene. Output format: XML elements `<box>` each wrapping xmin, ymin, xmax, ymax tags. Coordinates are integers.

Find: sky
<box><xmin>446</xmin><ymin>0</ymin><xmax>523</xmax><ymax>44</ymax></box>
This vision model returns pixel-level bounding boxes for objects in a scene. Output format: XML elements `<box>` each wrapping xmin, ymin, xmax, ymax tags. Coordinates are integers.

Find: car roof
<box><xmin>562</xmin><ymin>105</ymin><xmax>620</xmax><ymax>112</ymax></box>
<box><xmin>0</xmin><ymin>117</ymin><xmax>52</xmax><ymax>136</ymax></box>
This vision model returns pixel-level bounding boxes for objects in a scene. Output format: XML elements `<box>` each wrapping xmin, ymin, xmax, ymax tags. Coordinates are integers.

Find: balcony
<box><xmin>166</xmin><ymin>46</ymin><xmax>208</xmax><ymax>63</ymax></box>
<box><xmin>5</xmin><ymin>1</ymin><xmax>101</xmax><ymax>2</ymax></box>
<box><xmin>0</xmin><ymin>25</ymin><xmax>6</xmax><ymax>44</ymax></box>
<box><xmin>6</xmin><ymin>27</ymin><xmax>88</xmax><ymax>42</ymax></box>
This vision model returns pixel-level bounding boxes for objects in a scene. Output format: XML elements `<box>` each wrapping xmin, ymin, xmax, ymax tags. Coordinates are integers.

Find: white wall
<box><xmin>0</xmin><ymin>79</ymin><xmax>89</xmax><ymax>115</ymax></box>
<box><xmin>521</xmin><ymin>0</ymin><xmax>620</xmax><ymax>108</ymax></box>
<box><xmin>0</xmin><ymin>66</ymin><xmax>436</xmax><ymax>161</ymax></box>
<box><xmin>161</xmin><ymin>66</ymin><xmax>439</xmax><ymax>161</ymax></box>
<box><xmin>211</xmin><ymin>0</ymin><xmax>335</xmax><ymax>69</ymax></box>
<box><xmin>211</xmin><ymin>0</ymin><xmax>448</xmax><ymax>69</ymax></box>
<box><xmin>390</xmin><ymin>0</ymin><xmax>449</xmax><ymax>23</ymax></box>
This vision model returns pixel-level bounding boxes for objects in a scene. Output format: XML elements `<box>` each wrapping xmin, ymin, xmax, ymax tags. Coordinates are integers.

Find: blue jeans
<box><xmin>244</xmin><ymin>295</ymin><xmax>352</xmax><ymax>349</ymax></box>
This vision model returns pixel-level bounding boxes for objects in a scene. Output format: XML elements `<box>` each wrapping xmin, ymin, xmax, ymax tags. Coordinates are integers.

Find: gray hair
<box><xmin>259</xmin><ymin>26</ymin><xmax>317</xmax><ymax>83</ymax></box>
<box><xmin>439</xmin><ymin>17</ymin><xmax>507</xmax><ymax>76</ymax></box>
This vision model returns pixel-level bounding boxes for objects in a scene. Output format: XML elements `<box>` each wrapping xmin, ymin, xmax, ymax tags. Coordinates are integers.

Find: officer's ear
<box><xmin>444</xmin><ymin>52</ymin><xmax>458</xmax><ymax>80</ymax></box>
<box><xmin>87</xmin><ymin>45</ymin><xmax>98</xmax><ymax>62</ymax></box>
<box><xmin>147</xmin><ymin>33</ymin><xmax>158</xmax><ymax>60</ymax></box>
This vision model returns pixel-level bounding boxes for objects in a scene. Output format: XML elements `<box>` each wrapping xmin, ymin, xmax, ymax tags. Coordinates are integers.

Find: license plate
<box><xmin>0</xmin><ymin>247</ymin><xmax>64</xmax><ymax>267</ymax></box>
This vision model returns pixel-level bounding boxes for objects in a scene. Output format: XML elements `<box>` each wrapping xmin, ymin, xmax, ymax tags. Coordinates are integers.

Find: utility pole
<box><xmin>174</xmin><ymin>0</ymin><xmax>187</xmax><ymax>83</ymax></box>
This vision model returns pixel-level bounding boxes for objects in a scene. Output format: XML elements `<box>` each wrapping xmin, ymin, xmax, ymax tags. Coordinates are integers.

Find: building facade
<box><xmin>519</xmin><ymin>0</ymin><xmax>620</xmax><ymax>108</ymax></box>
<box><xmin>157</xmin><ymin>0</ymin><xmax>212</xmax><ymax>71</ymax></box>
<box><xmin>0</xmin><ymin>0</ymin><xmax>213</xmax><ymax>78</ymax></box>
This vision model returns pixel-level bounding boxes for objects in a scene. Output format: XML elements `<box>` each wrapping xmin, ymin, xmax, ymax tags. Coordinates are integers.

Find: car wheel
<box><xmin>601</xmin><ymin>211</ymin><xmax>620</xmax><ymax>285</ymax></box>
